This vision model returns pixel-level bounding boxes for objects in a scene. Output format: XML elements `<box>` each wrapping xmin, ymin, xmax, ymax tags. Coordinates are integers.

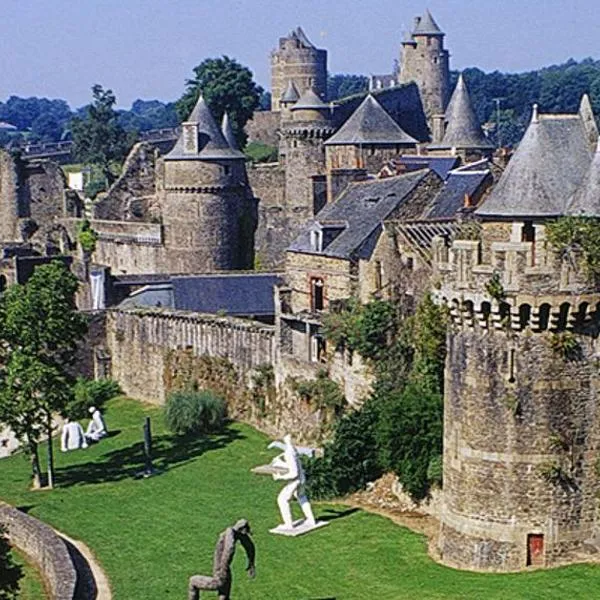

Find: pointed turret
<box><xmin>476</xmin><ymin>107</ymin><xmax>592</xmax><ymax>218</ymax></box>
<box><xmin>429</xmin><ymin>74</ymin><xmax>494</xmax><ymax>153</ymax></box>
<box><xmin>280</xmin><ymin>80</ymin><xmax>301</xmax><ymax>106</ymax></box>
<box><xmin>413</xmin><ymin>9</ymin><xmax>444</xmax><ymax>36</ymax></box>
<box><xmin>579</xmin><ymin>94</ymin><xmax>599</xmax><ymax>151</ymax></box>
<box><xmin>166</xmin><ymin>94</ymin><xmax>243</xmax><ymax>160</ymax></box>
<box><xmin>567</xmin><ymin>139</ymin><xmax>600</xmax><ymax>217</ymax></box>
<box><xmin>325</xmin><ymin>94</ymin><xmax>417</xmax><ymax>146</ymax></box>
<box><xmin>221</xmin><ymin>113</ymin><xmax>238</xmax><ymax>151</ymax></box>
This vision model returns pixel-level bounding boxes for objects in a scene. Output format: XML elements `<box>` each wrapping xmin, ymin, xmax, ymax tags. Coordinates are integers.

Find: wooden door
<box><xmin>527</xmin><ymin>534</ymin><xmax>544</xmax><ymax>567</ymax></box>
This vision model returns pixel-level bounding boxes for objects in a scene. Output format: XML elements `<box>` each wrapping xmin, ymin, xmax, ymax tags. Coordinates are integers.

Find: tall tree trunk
<box><xmin>27</xmin><ymin>435</ymin><xmax>42</xmax><ymax>490</ymax></box>
<box><xmin>46</xmin><ymin>411</ymin><xmax>54</xmax><ymax>490</ymax></box>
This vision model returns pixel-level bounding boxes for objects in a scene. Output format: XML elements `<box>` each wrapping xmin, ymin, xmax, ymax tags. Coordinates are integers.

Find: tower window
<box><xmin>222</xmin><ymin>165</ymin><xmax>231</xmax><ymax>176</ymax></box>
<box><xmin>311</xmin><ymin>277</ymin><xmax>324</xmax><ymax>311</ymax></box>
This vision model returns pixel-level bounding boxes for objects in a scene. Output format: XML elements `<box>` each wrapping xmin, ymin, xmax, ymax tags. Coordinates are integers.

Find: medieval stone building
<box><xmin>434</xmin><ymin>105</ymin><xmax>600</xmax><ymax>570</ymax></box>
<box><xmin>270</xmin><ymin>27</ymin><xmax>328</xmax><ymax>111</ymax></box>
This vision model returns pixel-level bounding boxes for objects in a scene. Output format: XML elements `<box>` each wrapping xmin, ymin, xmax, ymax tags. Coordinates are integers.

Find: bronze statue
<box><xmin>188</xmin><ymin>519</ymin><xmax>255</xmax><ymax>600</ymax></box>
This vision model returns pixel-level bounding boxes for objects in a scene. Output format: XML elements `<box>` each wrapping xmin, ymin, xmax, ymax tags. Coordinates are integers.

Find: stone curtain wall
<box><xmin>106</xmin><ymin>308</ymin><xmax>276</xmax><ymax>405</ymax></box>
<box><xmin>0</xmin><ymin>502</ymin><xmax>77</xmax><ymax>600</ymax></box>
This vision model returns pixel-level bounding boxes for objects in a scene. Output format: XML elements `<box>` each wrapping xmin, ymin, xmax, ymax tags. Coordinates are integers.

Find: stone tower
<box><xmin>280</xmin><ymin>88</ymin><xmax>335</xmax><ymax>218</ymax></box>
<box><xmin>433</xmin><ymin>107</ymin><xmax>600</xmax><ymax>571</ymax></box>
<box><xmin>159</xmin><ymin>95</ymin><xmax>256</xmax><ymax>272</ymax></box>
<box><xmin>399</xmin><ymin>10</ymin><xmax>450</xmax><ymax>128</ymax></box>
<box><xmin>428</xmin><ymin>73</ymin><xmax>495</xmax><ymax>158</ymax></box>
<box><xmin>271</xmin><ymin>27</ymin><xmax>328</xmax><ymax>111</ymax></box>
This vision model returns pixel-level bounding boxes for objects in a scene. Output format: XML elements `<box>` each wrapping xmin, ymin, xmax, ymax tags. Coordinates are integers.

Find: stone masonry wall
<box><xmin>0</xmin><ymin>502</ymin><xmax>77</xmax><ymax>600</ymax></box>
<box><xmin>106</xmin><ymin>308</ymin><xmax>275</xmax><ymax>404</ymax></box>
<box><xmin>0</xmin><ymin>149</ymin><xmax>20</xmax><ymax>242</ymax></box>
<box><xmin>246</xmin><ymin>111</ymin><xmax>281</xmax><ymax>147</ymax></box>
<box><xmin>93</xmin><ymin>142</ymin><xmax>159</xmax><ymax>221</ymax></box>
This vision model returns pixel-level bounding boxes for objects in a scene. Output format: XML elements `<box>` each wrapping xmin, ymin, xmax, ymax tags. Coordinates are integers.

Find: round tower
<box><xmin>271</xmin><ymin>27</ymin><xmax>328</xmax><ymax>111</ymax></box>
<box><xmin>280</xmin><ymin>89</ymin><xmax>335</xmax><ymax>217</ymax></box>
<box><xmin>399</xmin><ymin>10</ymin><xmax>450</xmax><ymax>124</ymax></box>
<box><xmin>159</xmin><ymin>97</ymin><xmax>255</xmax><ymax>272</ymax></box>
<box><xmin>433</xmin><ymin>109</ymin><xmax>600</xmax><ymax>571</ymax></box>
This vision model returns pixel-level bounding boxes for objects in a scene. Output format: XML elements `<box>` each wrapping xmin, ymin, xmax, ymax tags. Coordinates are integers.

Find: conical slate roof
<box><xmin>221</xmin><ymin>113</ymin><xmax>238</xmax><ymax>151</ymax></box>
<box><xmin>476</xmin><ymin>108</ymin><xmax>593</xmax><ymax>218</ymax></box>
<box><xmin>290</xmin><ymin>26</ymin><xmax>315</xmax><ymax>49</ymax></box>
<box><xmin>291</xmin><ymin>88</ymin><xmax>328</xmax><ymax>110</ymax></box>
<box><xmin>566</xmin><ymin>139</ymin><xmax>600</xmax><ymax>217</ymax></box>
<box><xmin>579</xmin><ymin>93</ymin><xmax>599</xmax><ymax>150</ymax></box>
<box><xmin>325</xmin><ymin>94</ymin><xmax>417</xmax><ymax>146</ymax></box>
<box><xmin>430</xmin><ymin>74</ymin><xmax>494</xmax><ymax>151</ymax></box>
<box><xmin>281</xmin><ymin>80</ymin><xmax>300</xmax><ymax>104</ymax></box>
<box><xmin>413</xmin><ymin>10</ymin><xmax>444</xmax><ymax>36</ymax></box>
<box><xmin>166</xmin><ymin>94</ymin><xmax>244</xmax><ymax>160</ymax></box>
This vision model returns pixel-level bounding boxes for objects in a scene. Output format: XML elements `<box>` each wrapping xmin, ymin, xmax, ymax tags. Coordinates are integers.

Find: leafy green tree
<box><xmin>0</xmin><ymin>262</ymin><xmax>87</xmax><ymax>489</ymax></box>
<box><xmin>327</xmin><ymin>74</ymin><xmax>369</xmax><ymax>101</ymax></box>
<box><xmin>176</xmin><ymin>56</ymin><xmax>263</xmax><ymax>148</ymax></box>
<box><xmin>70</xmin><ymin>85</ymin><xmax>133</xmax><ymax>188</ymax></box>
<box><xmin>0</xmin><ymin>525</ymin><xmax>21</xmax><ymax>600</ymax></box>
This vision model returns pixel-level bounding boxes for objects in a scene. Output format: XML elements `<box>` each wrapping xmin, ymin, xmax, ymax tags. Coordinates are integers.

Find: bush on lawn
<box><xmin>65</xmin><ymin>377</ymin><xmax>122</xmax><ymax>420</ymax></box>
<box><xmin>165</xmin><ymin>390</ymin><xmax>227</xmax><ymax>436</ymax></box>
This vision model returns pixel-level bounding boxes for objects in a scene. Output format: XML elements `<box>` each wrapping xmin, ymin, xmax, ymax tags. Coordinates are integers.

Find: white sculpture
<box><xmin>61</xmin><ymin>418</ymin><xmax>88</xmax><ymax>452</ymax></box>
<box><xmin>267</xmin><ymin>434</ymin><xmax>327</xmax><ymax>536</ymax></box>
<box><xmin>85</xmin><ymin>406</ymin><xmax>107</xmax><ymax>442</ymax></box>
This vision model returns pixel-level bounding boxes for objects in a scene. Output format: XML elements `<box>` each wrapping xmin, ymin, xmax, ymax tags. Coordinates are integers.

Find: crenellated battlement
<box><xmin>432</xmin><ymin>222</ymin><xmax>600</xmax><ymax>332</ymax></box>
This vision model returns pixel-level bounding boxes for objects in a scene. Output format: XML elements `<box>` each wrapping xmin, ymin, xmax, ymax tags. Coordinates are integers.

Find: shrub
<box><xmin>165</xmin><ymin>389</ymin><xmax>226</xmax><ymax>436</ymax></box>
<box><xmin>0</xmin><ymin>525</ymin><xmax>21</xmax><ymax>600</ymax></box>
<box><xmin>291</xmin><ymin>370</ymin><xmax>345</xmax><ymax>412</ymax></box>
<box><xmin>304</xmin><ymin>400</ymin><xmax>383</xmax><ymax>499</ymax></box>
<box><xmin>65</xmin><ymin>377</ymin><xmax>122</xmax><ymax>420</ymax></box>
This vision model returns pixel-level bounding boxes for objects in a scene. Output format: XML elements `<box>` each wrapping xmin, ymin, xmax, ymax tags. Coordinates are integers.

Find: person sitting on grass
<box><xmin>85</xmin><ymin>406</ymin><xmax>108</xmax><ymax>442</ymax></box>
<box><xmin>61</xmin><ymin>417</ymin><xmax>88</xmax><ymax>452</ymax></box>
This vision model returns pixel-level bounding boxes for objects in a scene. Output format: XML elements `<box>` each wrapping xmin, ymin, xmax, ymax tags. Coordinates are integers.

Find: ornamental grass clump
<box><xmin>165</xmin><ymin>390</ymin><xmax>227</xmax><ymax>436</ymax></box>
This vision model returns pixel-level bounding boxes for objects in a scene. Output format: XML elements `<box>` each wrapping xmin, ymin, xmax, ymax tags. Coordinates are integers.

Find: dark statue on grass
<box><xmin>188</xmin><ymin>519</ymin><xmax>256</xmax><ymax>600</ymax></box>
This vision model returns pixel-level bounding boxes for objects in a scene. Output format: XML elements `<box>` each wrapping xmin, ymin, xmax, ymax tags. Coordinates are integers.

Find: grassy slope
<box><xmin>1</xmin><ymin>397</ymin><xmax>599</xmax><ymax>599</ymax></box>
<box><xmin>10</xmin><ymin>548</ymin><xmax>47</xmax><ymax>599</ymax></box>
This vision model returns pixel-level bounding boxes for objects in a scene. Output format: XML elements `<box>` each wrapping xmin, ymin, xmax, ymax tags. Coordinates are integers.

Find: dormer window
<box><xmin>310</xmin><ymin>229</ymin><xmax>323</xmax><ymax>252</ymax></box>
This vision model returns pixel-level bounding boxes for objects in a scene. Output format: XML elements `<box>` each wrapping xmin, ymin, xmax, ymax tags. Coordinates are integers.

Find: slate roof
<box><xmin>430</xmin><ymin>74</ymin><xmax>494</xmax><ymax>151</ymax></box>
<box><xmin>281</xmin><ymin>80</ymin><xmax>300</xmax><ymax>103</ymax></box>
<box><xmin>413</xmin><ymin>10</ymin><xmax>444</xmax><ymax>36</ymax></box>
<box><xmin>292</xmin><ymin>88</ymin><xmax>328</xmax><ymax>110</ymax></box>
<box><xmin>165</xmin><ymin>94</ymin><xmax>244</xmax><ymax>161</ymax></box>
<box><xmin>579</xmin><ymin>93</ymin><xmax>599</xmax><ymax>149</ymax></box>
<box><xmin>172</xmin><ymin>273</ymin><xmax>282</xmax><ymax>316</ymax></box>
<box><xmin>395</xmin><ymin>155</ymin><xmax>458</xmax><ymax>179</ymax></box>
<box><xmin>425</xmin><ymin>170</ymin><xmax>490</xmax><ymax>218</ymax></box>
<box><xmin>476</xmin><ymin>110</ymin><xmax>592</xmax><ymax>218</ymax></box>
<box><xmin>290</xmin><ymin>27</ymin><xmax>315</xmax><ymax>49</ymax></box>
<box><xmin>325</xmin><ymin>94</ymin><xmax>417</xmax><ymax>146</ymax></box>
<box><xmin>221</xmin><ymin>113</ymin><xmax>238</xmax><ymax>150</ymax></box>
<box><xmin>288</xmin><ymin>169</ymin><xmax>433</xmax><ymax>259</ymax></box>
<box><xmin>119</xmin><ymin>284</ymin><xmax>174</xmax><ymax>309</ymax></box>
<box><xmin>566</xmin><ymin>140</ymin><xmax>600</xmax><ymax>217</ymax></box>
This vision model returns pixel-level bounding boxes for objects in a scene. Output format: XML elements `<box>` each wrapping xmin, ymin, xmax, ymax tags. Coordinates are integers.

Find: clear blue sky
<box><xmin>1</xmin><ymin>0</ymin><xmax>598</xmax><ymax>109</ymax></box>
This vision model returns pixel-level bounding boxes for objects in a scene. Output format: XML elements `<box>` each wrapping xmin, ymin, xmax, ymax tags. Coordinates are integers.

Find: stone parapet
<box><xmin>0</xmin><ymin>502</ymin><xmax>77</xmax><ymax>599</ymax></box>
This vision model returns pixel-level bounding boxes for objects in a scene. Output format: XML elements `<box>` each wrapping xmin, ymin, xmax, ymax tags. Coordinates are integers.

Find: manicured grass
<box><xmin>1</xmin><ymin>397</ymin><xmax>600</xmax><ymax>599</ymax></box>
<box><xmin>11</xmin><ymin>548</ymin><xmax>47</xmax><ymax>599</ymax></box>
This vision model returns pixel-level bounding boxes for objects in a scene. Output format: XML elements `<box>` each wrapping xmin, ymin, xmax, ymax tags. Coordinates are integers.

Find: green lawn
<box><xmin>1</xmin><ymin>397</ymin><xmax>600</xmax><ymax>599</ymax></box>
<box><xmin>11</xmin><ymin>548</ymin><xmax>47</xmax><ymax>599</ymax></box>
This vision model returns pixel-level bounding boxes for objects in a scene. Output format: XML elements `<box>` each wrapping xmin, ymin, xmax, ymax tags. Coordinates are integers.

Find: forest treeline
<box><xmin>1</xmin><ymin>57</ymin><xmax>599</xmax><ymax>148</ymax></box>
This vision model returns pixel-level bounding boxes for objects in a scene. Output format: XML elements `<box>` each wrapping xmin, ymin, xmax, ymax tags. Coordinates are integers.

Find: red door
<box><xmin>527</xmin><ymin>534</ymin><xmax>544</xmax><ymax>566</ymax></box>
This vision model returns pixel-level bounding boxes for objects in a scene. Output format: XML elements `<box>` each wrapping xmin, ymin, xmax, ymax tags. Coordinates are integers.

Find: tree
<box><xmin>0</xmin><ymin>525</ymin><xmax>21</xmax><ymax>600</ymax></box>
<box><xmin>327</xmin><ymin>74</ymin><xmax>369</xmax><ymax>101</ymax></box>
<box><xmin>176</xmin><ymin>56</ymin><xmax>263</xmax><ymax>148</ymax></box>
<box><xmin>70</xmin><ymin>85</ymin><xmax>133</xmax><ymax>188</ymax></box>
<box><xmin>0</xmin><ymin>262</ymin><xmax>87</xmax><ymax>489</ymax></box>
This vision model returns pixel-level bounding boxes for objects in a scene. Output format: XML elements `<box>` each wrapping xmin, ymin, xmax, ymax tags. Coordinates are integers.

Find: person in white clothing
<box><xmin>61</xmin><ymin>418</ymin><xmax>88</xmax><ymax>452</ymax></box>
<box><xmin>85</xmin><ymin>406</ymin><xmax>107</xmax><ymax>442</ymax></box>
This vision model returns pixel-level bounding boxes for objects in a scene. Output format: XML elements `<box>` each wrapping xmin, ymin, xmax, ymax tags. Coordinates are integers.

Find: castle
<box><xmin>1</xmin><ymin>10</ymin><xmax>599</xmax><ymax>573</ymax></box>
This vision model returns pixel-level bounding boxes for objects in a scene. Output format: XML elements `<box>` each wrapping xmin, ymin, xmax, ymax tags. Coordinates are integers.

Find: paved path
<box><xmin>55</xmin><ymin>529</ymin><xmax>112</xmax><ymax>600</ymax></box>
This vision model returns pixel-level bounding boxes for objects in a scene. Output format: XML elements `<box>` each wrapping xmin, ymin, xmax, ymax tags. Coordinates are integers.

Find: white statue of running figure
<box><xmin>269</xmin><ymin>434</ymin><xmax>326</xmax><ymax>535</ymax></box>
